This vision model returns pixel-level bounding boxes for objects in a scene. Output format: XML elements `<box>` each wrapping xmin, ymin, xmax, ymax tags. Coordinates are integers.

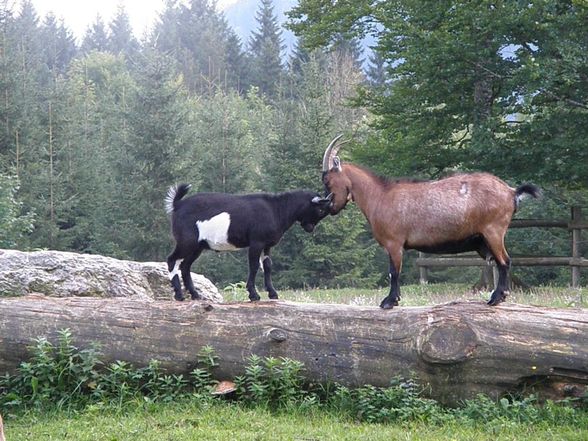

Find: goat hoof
<box><xmin>487</xmin><ymin>291</ymin><xmax>507</xmax><ymax>306</ymax></box>
<box><xmin>249</xmin><ymin>294</ymin><xmax>261</xmax><ymax>302</ymax></box>
<box><xmin>190</xmin><ymin>293</ymin><xmax>202</xmax><ymax>301</ymax></box>
<box><xmin>174</xmin><ymin>295</ymin><xmax>185</xmax><ymax>301</ymax></box>
<box><xmin>268</xmin><ymin>292</ymin><xmax>278</xmax><ymax>300</ymax></box>
<box><xmin>380</xmin><ymin>298</ymin><xmax>398</xmax><ymax>309</ymax></box>
<box><xmin>380</xmin><ymin>297</ymin><xmax>399</xmax><ymax>309</ymax></box>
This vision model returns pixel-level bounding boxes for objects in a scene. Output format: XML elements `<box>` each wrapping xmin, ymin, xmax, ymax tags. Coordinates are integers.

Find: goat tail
<box><xmin>165</xmin><ymin>183</ymin><xmax>191</xmax><ymax>214</ymax></box>
<box><xmin>514</xmin><ymin>183</ymin><xmax>541</xmax><ymax>211</ymax></box>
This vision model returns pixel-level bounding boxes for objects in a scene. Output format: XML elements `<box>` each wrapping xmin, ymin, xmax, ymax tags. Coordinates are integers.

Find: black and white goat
<box><xmin>165</xmin><ymin>184</ymin><xmax>331</xmax><ymax>302</ymax></box>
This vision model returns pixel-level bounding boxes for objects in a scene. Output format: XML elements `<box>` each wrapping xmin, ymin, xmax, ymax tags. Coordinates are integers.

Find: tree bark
<box><xmin>0</xmin><ymin>296</ymin><xmax>586</xmax><ymax>405</ymax></box>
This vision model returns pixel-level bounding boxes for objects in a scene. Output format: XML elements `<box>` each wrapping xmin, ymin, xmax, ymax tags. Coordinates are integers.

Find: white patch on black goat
<box><xmin>259</xmin><ymin>251</ymin><xmax>270</xmax><ymax>272</ymax></box>
<box><xmin>196</xmin><ymin>212</ymin><xmax>239</xmax><ymax>251</ymax></box>
<box><xmin>169</xmin><ymin>258</ymin><xmax>183</xmax><ymax>280</ymax></box>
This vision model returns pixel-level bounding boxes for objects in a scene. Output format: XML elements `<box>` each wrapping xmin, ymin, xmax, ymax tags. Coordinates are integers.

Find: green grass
<box><xmin>4</xmin><ymin>400</ymin><xmax>587</xmax><ymax>441</ymax></box>
<box><xmin>279</xmin><ymin>283</ymin><xmax>588</xmax><ymax>308</ymax></box>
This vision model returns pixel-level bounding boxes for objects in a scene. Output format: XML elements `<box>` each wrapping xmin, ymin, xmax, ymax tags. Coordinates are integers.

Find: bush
<box><xmin>0</xmin><ymin>331</ymin><xmax>218</xmax><ymax>409</ymax></box>
<box><xmin>1</xmin><ymin>329</ymin><xmax>586</xmax><ymax>429</ymax></box>
<box><xmin>0</xmin><ymin>329</ymin><xmax>101</xmax><ymax>409</ymax></box>
<box><xmin>235</xmin><ymin>355</ymin><xmax>307</xmax><ymax>409</ymax></box>
<box><xmin>328</xmin><ymin>379</ymin><xmax>446</xmax><ymax>423</ymax></box>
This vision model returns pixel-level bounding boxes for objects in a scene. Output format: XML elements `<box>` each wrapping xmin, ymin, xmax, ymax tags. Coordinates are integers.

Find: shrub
<box><xmin>328</xmin><ymin>379</ymin><xmax>446</xmax><ymax>423</ymax></box>
<box><xmin>0</xmin><ymin>329</ymin><xmax>101</xmax><ymax>409</ymax></box>
<box><xmin>235</xmin><ymin>355</ymin><xmax>307</xmax><ymax>409</ymax></box>
<box><xmin>1</xmin><ymin>329</ymin><xmax>586</xmax><ymax>429</ymax></box>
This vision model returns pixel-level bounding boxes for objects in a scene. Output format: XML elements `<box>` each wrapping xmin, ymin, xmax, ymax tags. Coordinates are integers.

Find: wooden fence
<box><xmin>416</xmin><ymin>206</ymin><xmax>587</xmax><ymax>288</ymax></box>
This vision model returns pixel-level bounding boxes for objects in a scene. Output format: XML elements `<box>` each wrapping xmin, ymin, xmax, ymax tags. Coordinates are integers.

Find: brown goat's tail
<box><xmin>514</xmin><ymin>183</ymin><xmax>541</xmax><ymax>211</ymax></box>
<box><xmin>165</xmin><ymin>183</ymin><xmax>191</xmax><ymax>214</ymax></box>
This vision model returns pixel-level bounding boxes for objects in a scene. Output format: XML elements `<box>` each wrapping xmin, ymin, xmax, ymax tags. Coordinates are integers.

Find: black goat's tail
<box><xmin>165</xmin><ymin>183</ymin><xmax>191</xmax><ymax>214</ymax></box>
<box><xmin>514</xmin><ymin>183</ymin><xmax>541</xmax><ymax>211</ymax></box>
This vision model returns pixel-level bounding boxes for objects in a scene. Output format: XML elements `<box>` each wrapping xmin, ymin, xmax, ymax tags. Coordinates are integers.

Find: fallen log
<box><xmin>0</xmin><ymin>296</ymin><xmax>586</xmax><ymax>405</ymax></box>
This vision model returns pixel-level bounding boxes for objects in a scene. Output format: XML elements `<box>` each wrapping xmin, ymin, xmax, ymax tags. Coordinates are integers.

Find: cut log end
<box><xmin>418</xmin><ymin>320</ymin><xmax>478</xmax><ymax>364</ymax></box>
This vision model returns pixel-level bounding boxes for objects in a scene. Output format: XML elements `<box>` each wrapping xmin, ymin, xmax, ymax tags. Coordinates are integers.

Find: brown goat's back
<box><xmin>365</xmin><ymin>171</ymin><xmax>516</xmax><ymax>249</ymax></box>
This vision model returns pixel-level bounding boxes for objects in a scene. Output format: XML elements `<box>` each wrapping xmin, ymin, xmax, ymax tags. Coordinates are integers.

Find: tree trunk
<box><xmin>0</xmin><ymin>296</ymin><xmax>586</xmax><ymax>405</ymax></box>
<box><xmin>0</xmin><ymin>412</ymin><xmax>4</xmax><ymax>441</ymax></box>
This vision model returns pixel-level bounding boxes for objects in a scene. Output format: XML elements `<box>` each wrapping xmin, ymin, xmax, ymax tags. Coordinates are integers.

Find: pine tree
<box><xmin>153</xmin><ymin>0</ymin><xmax>237</xmax><ymax>94</ymax></box>
<box><xmin>119</xmin><ymin>49</ymin><xmax>195</xmax><ymax>260</ymax></box>
<box><xmin>0</xmin><ymin>173</ymin><xmax>34</xmax><ymax>248</ymax></box>
<box><xmin>5</xmin><ymin>0</ymin><xmax>46</xmax><ymax>219</ymax></box>
<box><xmin>289</xmin><ymin>38</ymin><xmax>311</xmax><ymax>78</ymax></box>
<box><xmin>365</xmin><ymin>49</ymin><xmax>387</xmax><ymax>88</ymax></box>
<box><xmin>332</xmin><ymin>35</ymin><xmax>364</xmax><ymax>69</ymax></box>
<box><xmin>108</xmin><ymin>5</ymin><xmax>139</xmax><ymax>56</ymax></box>
<box><xmin>40</xmin><ymin>14</ymin><xmax>77</xmax><ymax>76</ymax></box>
<box><xmin>248</xmin><ymin>0</ymin><xmax>284</xmax><ymax>99</ymax></box>
<box><xmin>58</xmin><ymin>52</ymin><xmax>135</xmax><ymax>255</ymax></box>
<box><xmin>266</xmin><ymin>53</ymin><xmax>379</xmax><ymax>288</ymax></box>
<box><xmin>224</xmin><ymin>29</ymin><xmax>249</xmax><ymax>92</ymax></box>
<box><xmin>80</xmin><ymin>15</ymin><xmax>108</xmax><ymax>54</ymax></box>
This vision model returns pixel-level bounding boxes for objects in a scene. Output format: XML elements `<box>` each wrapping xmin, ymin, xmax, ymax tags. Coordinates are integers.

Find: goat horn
<box><xmin>322</xmin><ymin>134</ymin><xmax>344</xmax><ymax>172</ymax></box>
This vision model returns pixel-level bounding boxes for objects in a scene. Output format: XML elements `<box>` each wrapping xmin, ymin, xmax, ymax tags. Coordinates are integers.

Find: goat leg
<box><xmin>181</xmin><ymin>250</ymin><xmax>203</xmax><ymax>300</ymax></box>
<box><xmin>247</xmin><ymin>245</ymin><xmax>263</xmax><ymax>301</ymax></box>
<box><xmin>487</xmin><ymin>260</ymin><xmax>510</xmax><ymax>306</ymax></box>
<box><xmin>167</xmin><ymin>255</ymin><xmax>185</xmax><ymax>301</ymax></box>
<box><xmin>380</xmin><ymin>251</ymin><xmax>402</xmax><ymax>309</ymax></box>
<box><xmin>261</xmin><ymin>249</ymin><xmax>278</xmax><ymax>299</ymax></box>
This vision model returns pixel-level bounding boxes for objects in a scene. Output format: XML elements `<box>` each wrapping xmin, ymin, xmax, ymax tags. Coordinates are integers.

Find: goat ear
<box><xmin>332</xmin><ymin>156</ymin><xmax>342</xmax><ymax>172</ymax></box>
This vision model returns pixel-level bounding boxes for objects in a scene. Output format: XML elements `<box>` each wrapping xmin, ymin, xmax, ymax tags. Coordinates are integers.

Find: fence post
<box><xmin>571</xmin><ymin>206</ymin><xmax>582</xmax><ymax>288</ymax></box>
<box><xmin>418</xmin><ymin>252</ymin><xmax>428</xmax><ymax>284</ymax></box>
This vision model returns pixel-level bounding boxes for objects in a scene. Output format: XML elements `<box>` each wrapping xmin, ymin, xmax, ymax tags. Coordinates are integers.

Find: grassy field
<box><xmin>4</xmin><ymin>400</ymin><xmax>588</xmax><ymax>441</ymax></box>
<box><xmin>278</xmin><ymin>283</ymin><xmax>588</xmax><ymax>309</ymax></box>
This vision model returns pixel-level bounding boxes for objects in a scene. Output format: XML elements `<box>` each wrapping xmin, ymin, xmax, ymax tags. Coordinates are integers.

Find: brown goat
<box><xmin>321</xmin><ymin>135</ymin><xmax>541</xmax><ymax>309</ymax></box>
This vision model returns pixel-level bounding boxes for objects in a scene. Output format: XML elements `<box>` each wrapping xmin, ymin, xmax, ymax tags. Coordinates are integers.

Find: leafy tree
<box><xmin>288</xmin><ymin>0</ymin><xmax>588</xmax><ymax>188</ymax></box>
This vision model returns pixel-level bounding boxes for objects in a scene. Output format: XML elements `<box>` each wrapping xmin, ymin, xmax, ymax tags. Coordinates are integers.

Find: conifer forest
<box><xmin>0</xmin><ymin>0</ymin><xmax>586</xmax><ymax>289</ymax></box>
